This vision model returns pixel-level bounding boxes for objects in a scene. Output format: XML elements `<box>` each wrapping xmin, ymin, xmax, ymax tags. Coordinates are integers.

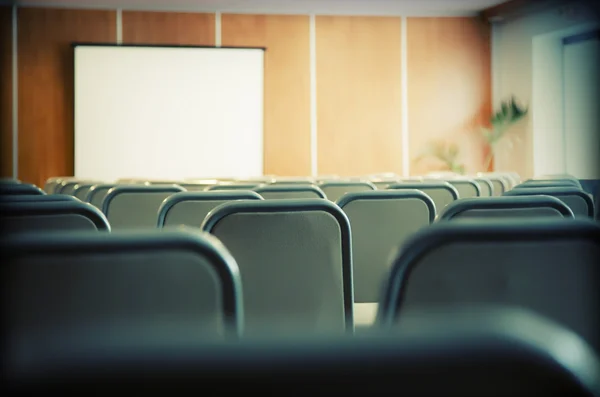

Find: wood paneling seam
<box><xmin>215</xmin><ymin>11</ymin><xmax>221</xmax><ymax>47</ymax></box>
<box><xmin>11</xmin><ymin>4</ymin><xmax>18</xmax><ymax>179</ymax></box>
<box><xmin>116</xmin><ymin>9</ymin><xmax>122</xmax><ymax>44</ymax></box>
<box><xmin>309</xmin><ymin>14</ymin><xmax>317</xmax><ymax>177</ymax></box>
<box><xmin>400</xmin><ymin>16</ymin><xmax>409</xmax><ymax>177</ymax></box>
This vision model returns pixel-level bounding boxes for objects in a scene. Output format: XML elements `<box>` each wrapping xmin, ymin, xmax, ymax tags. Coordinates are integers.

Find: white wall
<box><xmin>491</xmin><ymin>1</ymin><xmax>599</xmax><ymax>178</ymax></box>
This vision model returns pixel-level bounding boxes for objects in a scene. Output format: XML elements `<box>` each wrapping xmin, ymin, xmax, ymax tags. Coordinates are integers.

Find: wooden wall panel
<box><xmin>18</xmin><ymin>8</ymin><xmax>116</xmax><ymax>187</ymax></box>
<box><xmin>221</xmin><ymin>14</ymin><xmax>311</xmax><ymax>176</ymax></box>
<box><xmin>0</xmin><ymin>6</ymin><xmax>12</xmax><ymax>178</ymax></box>
<box><xmin>407</xmin><ymin>17</ymin><xmax>491</xmax><ymax>176</ymax></box>
<box><xmin>316</xmin><ymin>16</ymin><xmax>402</xmax><ymax>177</ymax></box>
<box><xmin>122</xmin><ymin>11</ymin><xmax>215</xmax><ymax>45</ymax></box>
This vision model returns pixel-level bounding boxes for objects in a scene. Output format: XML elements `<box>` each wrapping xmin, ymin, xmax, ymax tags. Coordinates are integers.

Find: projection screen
<box><xmin>74</xmin><ymin>45</ymin><xmax>264</xmax><ymax>181</ymax></box>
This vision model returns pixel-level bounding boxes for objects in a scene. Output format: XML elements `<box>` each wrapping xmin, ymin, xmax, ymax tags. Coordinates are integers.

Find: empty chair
<box><xmin>157</xmin><ymin>191</ymin><xmax>263</xmax><ymax>228</ymax></box>
<box><xmin>73</xmin><ymin>182</ymin><xmax>98</xmax><ymax>201</ymax></box>
<box><xmin>473</xmin><ymin>177</ymin><xmax>494</xmax><ymax>197</ymax></box>
<box><xmin>56</xmin><ymin>180</ymin><xmax>86</xmax><ymax>195</ymax></box>
<box><xmin>387</xmin><ymin>182</ymin><xmax>459</xmax><ymax>212</ymax></box>
<box><xmin>0</xmin><ymin>200</ymin><xmax>110</xmax><ymax>233</ymax></box>
<box><xmin>371</xmin><ymin>180</ymin><xmax>399</xmax><ymax>189</ymax></box>
<box><xmin>336</xmin><ymin>190</ymin><xmax>436</xmax><ymax>327</ymax></box>
<box><xmin>516</xmin><ymin>180</ymin><xmax>581</xmax><ymax>189</ymax></box>
<box><xmin>254</xmin><ymin>184</ymin><xmax>326</xmax><ymax>200</ymax></box>
<box><xmin>446</xmin><ymin>179</ymin><xmax>481</xmax><ymax>198</ymax></box>
<box><xmin>1</xmin><ymin>229</ymin><xmax>243</xmax><ymax>348</ymax></box>
<box><xmin>4</xmin><ymin>307</ymin><xmax>599</xmax><ymax>397</ymax></box>
<box><xmin>438</xmin><ymin>196</ymin><xmax>575</xmax><ymax>221</ymax></box>
<box><xmin>85</xmin><ymin>184</ymin><xmax>116</xmax><ymax>208</ymax></box>
<box><xmin>377</xmin><ymin>218</ymin><xmax>600</xmax><ymax>352</ymax></box>
<box><xmin>202</xmin><ymin>200</ymin><xmax>353</xmax><ymax>337</ymax></box>
<box><xmin>206</xmin><ymin>183</ymin><xmax>261</xmax><ymax>191</ymax></box>
<box><xmin>318</xmin><ymin>181</ymin><xmax>376</xmax><ymax>202</ymax></box>
<box><xmin>178</xmin><ymin>182</ymin><xmax>217</xmax><ymax>191</ymax></box>
<box><xmin>477</xmin><ymin>173</ymin><xmax>509</xmax><ymax>195</ymax></box>
<box><xmin>43</xmin><ymin>176</ymin><xmax>72</xmax><ymax>194</ymax></box>
<box><xmin>0</xmin><ymin>183</ymin><xmax>45</xmax><ymax>196</ymax></box>
<box><xmin>0</xmin><ymin>194</ymin><xmax>79</xmax><ymax>203</ymax></box>
<box><xmin>103</xmin><ymin>185</ymin><xmax>185</xmax><ymax>230</ymax></box>
<box><xmin>505</xmin><ymin>187</ymin><xmax>594</xmax><ymax>218</ymax></box>
<box><xmin>533</xmin><ymin>174</ymin><xmax>582</xmax><ymax>188</ymax></box>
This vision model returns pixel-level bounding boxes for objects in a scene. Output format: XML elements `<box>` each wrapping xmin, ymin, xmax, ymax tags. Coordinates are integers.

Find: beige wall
<box><xmin>4</xmin><ymin>6</ymin><xmax>492</xmax><ymax>186</ymax></box>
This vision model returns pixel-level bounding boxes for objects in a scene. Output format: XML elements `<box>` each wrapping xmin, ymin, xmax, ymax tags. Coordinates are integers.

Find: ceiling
<box><xmin>15</xmin><ymin>0</ymin><xmax>508</xmax><ymax>16</ymax></box>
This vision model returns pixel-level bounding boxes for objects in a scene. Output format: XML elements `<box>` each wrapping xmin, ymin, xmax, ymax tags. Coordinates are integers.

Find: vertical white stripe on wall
<box><xmin>309</xmin><ymin>14</ymin><xmax>317</xmax><ymax>177</ymax></box>
<box><xmin>116</xmin><ymin>9</ymin><xmax>122</xmax><ymax>44</ymax></box>
<box><xmin>12</xmin><ymin>4</ymin><xmax>18</xmax><ymax>178</ymax></box>
<box><xmin>400</xmin><ymin>16</ymin><xmax>409</xmax><ymax>177</ymax></box>
<box><xmin>215</xmin><ymin>12</ymin><xmax>221</xmax><ymax>47</ymax></box>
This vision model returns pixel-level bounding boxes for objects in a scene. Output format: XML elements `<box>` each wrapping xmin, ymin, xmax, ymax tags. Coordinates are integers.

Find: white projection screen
<box><xmin>74</xmin><ymin>45</ymin><xmax>264</xmax><ymax>181</ymax></box>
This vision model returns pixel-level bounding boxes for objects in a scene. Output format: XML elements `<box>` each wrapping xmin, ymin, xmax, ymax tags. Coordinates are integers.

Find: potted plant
<box><xmin>481</xmin><ymin>97</ymin><xmax>528</xmax><ymax>171</ymax></box>
<box><xmin>414</xmin><ymin>140</ymin><xmax>466</xmax><ymax>175</ymax></box>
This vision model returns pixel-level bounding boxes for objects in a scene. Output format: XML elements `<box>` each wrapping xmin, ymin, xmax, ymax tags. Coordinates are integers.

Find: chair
<box><xmin>0</xmin><ymin>183</ymin><xmax>45</xmax><ymax>196</ymax></box>
<box><xmin>202</xmin><ymin>199</ymin><xmax>353</xmax><ymax>336</ymax></box>
<box><xmin>3</xmin><ymin>307</ymin><xmax>599</xmax><ymax>397</ymax></box>
<box><xmin>178</xmin><ymin>182</ymin><xmax>217</xmax><ymax>191</ymax></box>
<box><xmin>157</xmin><ymin>191</ymin><xmax>263</xmax><ymax>228</ymax></box>
<box><xmin>1</xmin><ymin>228</ymin><xmax>243</xmax><ymax>347</ymax></box>
<box><xmin>438</xmin><ymin>196</ymin><xmax>575</xmax><ymax>221</ymax></box>
<box><xmin>318</xmin><ymin>181</ymin><xmax>376</xmax><ymax>202</ymax></box>
<box><xmin>206</xmin><ymin>183</ymin><xmax>261</xmax><ymax>191</ymax></box>
<box><xmin>0</xmin><ymin>194</ymin><xmax>79</xmax><ymax>203</ymax></box>
<box><xmin>505</xmin><ymin>187</ymin><xmax>594</xmax><ymax>217</ymax></box>
<box><xmin>254</xmin><ymin>184</ymin><xmax>326</xmax><ymax>200</ymax></box>
<box><xmin>533</xmin><ymin>174</ymin><xmax>582</xmax><ymax>188</ymax></box>
<box><xmin>446</xmin><ymin>179</ymin><xmax>481</xmax><ymax>198</ymax></box>
<box><xmin>516</xmin><ymin>180</ymin><xmax>581</xmax><ymax>189</ymax></box>
<box><xmin>0</xmin><ymin>201</ymin><xmax>110</xmax><ymax>233</ymax></box>
<box><xmin>85</xmin><ymin>184</ymin><xmax>117</xmax><ymax>208</ymax></box>
<box><xmin>73</xmin><ymin>182</ymin><xmax>98</xmax><ymax>201</ymax></box>
<box><xmin>387</xmin><ymin>182</ymin><xmax>459</xmax><ymax>213</ymax></box>
<box><xmin>55</xmin><ymin>180</ymin><xmax>84</xmax><ymax>195</ymax></box>
<box><xmin>473</xmin><ymin>177</ymin><xmax>494</xmax><ymax>197</ymax></box>
<box><xmin>43</xmin><ymin>176</ymin><xmax>71</xmax><ymax>194</ymax></box>
<box><xmin>336</xmin><ymin>190</ymin><xmax>436</xmax><ymax>327</ymax></box>
<box><xmin>377</xmin><ymin>218</ymin><xmax>600</xmax><ymax>353</ymax></box>
<box><xmin>103</xmin><ymin>185</ymin><xmax>185</xmax><ymax>230</ymax></box>
<box><xmin>477</xmin><ymin>173</ymin><xmax>509</xmax><ymax>195</ymax></box>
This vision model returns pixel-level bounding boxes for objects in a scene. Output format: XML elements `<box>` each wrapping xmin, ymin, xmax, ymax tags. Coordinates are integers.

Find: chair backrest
<box><xmin>473</xmin><ymin>177</ymin><xmax>494</xmax><ymax>197</ymax></box>
<box><xmin>85</xmin><ymin>184</ymin><xmax>117</xmax><ymax>208</ymax></box>
<box><xmin>1</xmin><ymin>229</ymin><xmax>243</xmax><ymax>343</ymax></box>
<box><xmin>202</xmin><ymin>199</ymin><xmax>353</xmax><ymax>337</ymax></box>
<box><xmin>4</xmin><ymin>307</ymin><xmax>599</xmax><ymax>397</ymax></box>
<box><xmin>254</xmin><ymin>184</ymin><xmax>326</xmax><ymax>200</ymax></box>
<box><xmin>438</xmin><ymin>196</ymin><xmax>575</xmax><ymax>221</ymax></box>
<box><xmin>206</xmin><ymin>183</ymin><xmax>261</xmax><ymax>191</ymax></box>
<box><xmin>318</xmin><ymin>181</ymin><xmax>376</xmax><ymax>202</ymax></box>
<box><xmin>505</xmin><ymin>187</ymin><xmax>594</xmax><ymax>217</ymax></box>
<box><xmin>73</xmin><ymin>183</ymin><xmax>97</xmax><ymax>201</ymax></box>
<box><xmin>178</xmin><ymin>183</ymin><xmax>216</xmax><ymax>191</ymax></box>
<box><xmin>516</xmin><ymin>180</ymin><xmax>580</xmax><ymax>189</ymax></box>
<box><xmin>157</xmin><ymin>191</ymin><xmax>263</xmax><ymax>228</ymax></box>
<box><xmin>43</xmin><ymin>177</ymin><xmax>71</xmax><ymax>194</ymax></box>
<box><xmin>533</xmin><ymin>174</ymin><xmax>582</xmax><ymax>188</ymax></box>
<box><xmin>477</xmin><ymin>173</ymin><xmax>510</xmax><ymax>195</ymax></box>
<box><xmin>336</xmin><ymin>190</ymin><xmax>435</xmax><ymax>327</ymax></box>
<box><xmin>371</xmin><ymin>180</ymin><xmax>399</xmax><ymax>190</ymax></box>
<box><xmin>56</xmin><ymin>180</ymin><xmax>83</xmax><ymax>195</ymax></box>
<box><xmin>387</xmin><ymin>182</ymin><xmax>459</xmax><ymax>212</ymax></box>
<box><xmin>446</xmin><ymin>179</ymin><xmax>481</xmax><ymax>198</ymax></box>
<box><xmin>0</xmin><ymin>194</ymin><xmax>79</xmax><ymax>203</ymax></box>
<box><xmin>0</xmin><ymin>183</ymin><xmax>45</xmax><ymax>196</ymax></box>
<box><xmin>103</xmin><ymin>185</ymin><xmax>185</xmax><ymax>230</ymax></box>
<box><xmin>377</xmin><ymin>218</ymin><xmax>600</xmax><ymax>353</ymax></box>
<box><xmin>0</xmin><ymin>201</ymin><xmax>110</xmax><ymax>233</ymax></box>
